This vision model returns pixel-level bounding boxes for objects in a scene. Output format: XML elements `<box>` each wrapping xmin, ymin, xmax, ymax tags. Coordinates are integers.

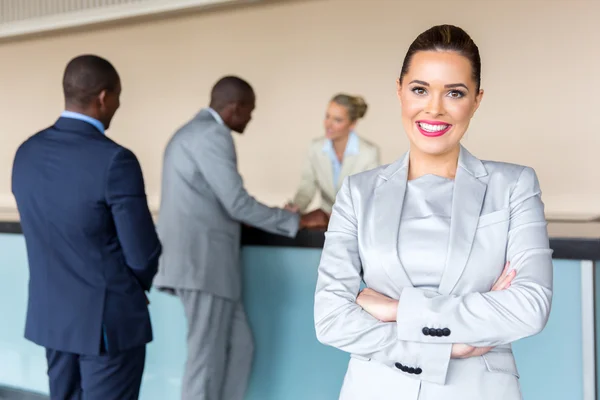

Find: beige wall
<box><xmin>1</xmin><ymin>0</ymin><xmax>599</xmax><ymax>218</ymax></box>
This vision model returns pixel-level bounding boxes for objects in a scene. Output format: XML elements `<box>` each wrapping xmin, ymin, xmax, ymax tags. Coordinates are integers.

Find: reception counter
<box><xmin>1</xmin><ymin>219</ymin><xmax>599</xmax><ymax>399</ymax></box>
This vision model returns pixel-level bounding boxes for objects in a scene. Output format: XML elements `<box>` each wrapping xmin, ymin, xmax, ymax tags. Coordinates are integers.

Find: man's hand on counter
<box><xmin>299</xmin><ymin>209</ymin><xmax>330</xmax><ymax>229</ymax></box>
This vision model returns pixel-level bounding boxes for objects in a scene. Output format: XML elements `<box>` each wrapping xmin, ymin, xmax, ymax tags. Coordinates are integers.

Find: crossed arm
<box><xmin>356</xmin><ymin>262</ymin><xmax>515</xmax><ymax>359</ymax></box>
<box><xmin>314</xmin><ymin>167</ymin><xmax>553</xmax><ymax>384</ymax></box>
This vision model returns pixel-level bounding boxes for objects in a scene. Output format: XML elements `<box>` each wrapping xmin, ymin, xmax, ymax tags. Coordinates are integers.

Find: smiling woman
<box><xmin>397</xmin><ymin>25</ymin><xmax>484</xmax><ymax>176</ymax></box>
<box><xmin>314</xmin><ymin>25</ymin><xmax>553</xmax><ymax>400</ymax></box>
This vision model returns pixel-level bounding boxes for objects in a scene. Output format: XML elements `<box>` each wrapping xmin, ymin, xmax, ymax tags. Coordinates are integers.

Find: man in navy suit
<box><xmin>11</xmin><ymin>55</ymin><xmax>161</xmax><ymax>399</ymax></box>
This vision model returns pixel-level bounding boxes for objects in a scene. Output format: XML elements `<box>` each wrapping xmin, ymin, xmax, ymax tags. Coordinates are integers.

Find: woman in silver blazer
<box><xmin>314</xmin><ymin>25</ymin><xmax>552</xmax><ymax>400</ymax></box>
<box><xmin>290</xmin><ymin>94</ymin><xmax>380</xmax><ymax>214</ymax></box>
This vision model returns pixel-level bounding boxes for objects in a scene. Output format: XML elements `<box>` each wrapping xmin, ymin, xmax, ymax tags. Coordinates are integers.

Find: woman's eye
<box><xmin>448</xmin><ymin>90</ymin><xmax>465</xmax><ymax>99</ymax></box>
<box><xmin>411</xmin><ymin>87</ymin><xmax>427</xmax><ymax>96</ymax></box>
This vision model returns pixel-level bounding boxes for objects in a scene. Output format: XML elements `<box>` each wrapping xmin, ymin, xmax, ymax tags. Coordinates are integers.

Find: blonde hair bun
<box><xmin>331</xmin><ymin>93</ymin><xmax>368</xmax><ymax>121</ymax></box>
<box><xmin>350</xmin><ymin>95</ymin><xmax>368</xmax><ymax>119</ymax></box>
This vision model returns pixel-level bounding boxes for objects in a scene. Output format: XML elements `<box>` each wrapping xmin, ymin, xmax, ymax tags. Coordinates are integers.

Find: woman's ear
<box><xmin>396</xmin><ymin>78</ymin><xmax>403</xmax><ymax>104</ymax></box>
<box><xmin>471</xmin><ymin>88</ymin><xmax>485</xmax><ymax>116</ymax></box>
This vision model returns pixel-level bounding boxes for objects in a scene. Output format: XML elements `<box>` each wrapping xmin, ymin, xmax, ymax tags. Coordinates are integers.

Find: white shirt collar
<box><xmin>206</xmin><ymin>107</ymin><xmax>224</xmax><ymax>126</ymax></box>
<box><xmin>322</xmin><ymin>131</ymin><xmax>360</xmax><ymax>156</ymax></box>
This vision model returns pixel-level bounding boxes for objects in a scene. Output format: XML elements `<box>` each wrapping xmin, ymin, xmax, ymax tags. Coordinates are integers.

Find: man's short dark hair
<box><xmin>63</xmin><ymin>55</ymin><xmax>120</xmax><ymax>107</ymax></box>
<box><xmin>209</xmin><ymin>76</ymin><xmax>254</xmax><ymax>110</ymax></box>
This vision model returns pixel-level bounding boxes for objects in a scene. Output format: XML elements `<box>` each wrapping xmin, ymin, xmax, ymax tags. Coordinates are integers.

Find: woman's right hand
<box><xmin>450</xmin><ymin>261</ymin><xmax>514</xmax><ymax>359</ymax></box>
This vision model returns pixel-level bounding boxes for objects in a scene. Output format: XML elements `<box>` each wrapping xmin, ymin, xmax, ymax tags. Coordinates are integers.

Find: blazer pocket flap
<box><xmin>481</xmin><ymin>351</ymin><xmax>519</xmax><ymax>378</ymax></box>
<box><xmin>477</xmin><ymin>208</ymin><xmax>510</xmax><ymax>228</ymax></box>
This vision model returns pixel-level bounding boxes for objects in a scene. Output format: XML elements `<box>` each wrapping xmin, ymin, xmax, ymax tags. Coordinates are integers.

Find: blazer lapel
<box><xmin>372</xmin><ymin>152</ymin><xmax>413</xmax><ymax>291</ymax></box>
<box><xmin>338</xmin><ymin>153</ymin><xmax>359</xmax><ymax>189</ymax></box>
<box><xmin>316</xmin><ymin>151</ymin><xmax>336</xmax><ymax>200</ymax></box>
<box><xmin>438</xmin><ymin>146</ymin><xmax>488</xmax><ymax>295</ymax></box>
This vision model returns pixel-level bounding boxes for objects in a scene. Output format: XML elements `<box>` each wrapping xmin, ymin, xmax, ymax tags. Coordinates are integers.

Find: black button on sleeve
<box><xmin>394</xmin><ymin>362</ymin><xmax>402</xmax><ymax>370</ymax></box>
<box><xmin>422</xmin><ymin>327</ymin><xmax>430</xmax><ymax>336</ymax></box>
<box><xmin>415</xmin><ymin>367</ymin><xmax>423</xmax><ymax>375</ymax></box>
<box><xmin>408</xmin><ymin>367</ymin><xmax>415</xmax><ymax>374</ymax></box>
<box><xmin>436</xmin><ymin>329</ymin><xmax>444</xmax><ymax>337</ymax></box>
<box><xmin>442</xmin><ymin>328</ymin><xmax>451</xmax><ymax>336</ymax></box>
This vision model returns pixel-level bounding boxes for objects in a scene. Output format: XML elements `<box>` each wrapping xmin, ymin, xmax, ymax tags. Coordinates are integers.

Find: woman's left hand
<box><xmin>356</xmin><ymin>288</ymin><xmax>398</xmax><ymax>322</ymax></box>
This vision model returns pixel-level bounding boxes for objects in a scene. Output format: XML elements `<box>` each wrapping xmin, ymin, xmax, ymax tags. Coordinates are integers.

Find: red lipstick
<box><xmin>416</xmin><ymin>120</ymin><xmax>452</xmax><ymax>137</ymax></box>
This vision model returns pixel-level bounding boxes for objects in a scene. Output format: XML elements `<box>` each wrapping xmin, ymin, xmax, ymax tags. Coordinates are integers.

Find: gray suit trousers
<box><xmin>176</xmin><ymin>289</ymin><xmax>254</xmax><ymax>400</ymax></box>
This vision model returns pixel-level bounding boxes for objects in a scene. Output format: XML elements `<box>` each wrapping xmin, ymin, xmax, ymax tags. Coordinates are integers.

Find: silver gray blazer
<box><xmin>153</xmin><ymin>109</ymin><xmax>299</xmax><ymax>300</ymax></box>
<box><xmin>314</xmin><ymin>145</ymin><xmax>553</xmax><ymax>400</ymax></box>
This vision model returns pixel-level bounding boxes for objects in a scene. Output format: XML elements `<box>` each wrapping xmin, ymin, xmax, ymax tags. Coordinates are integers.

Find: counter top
<box><xmin>546</xmin><ymin>221</ymin><xmax>600</xmax><ymax>260</ymax></box>
<box><xmin>0</xmin><ymin>220</ymin><xmax>20</xmax><ymax>234</ymax></box>
<box><xmin>242</xmin><ymin>220</ymin><xmax>600</xmax><ymax>261</ymax></box>
<box><xmin>2</xmin><ymin>219</ymin><xmax>600</xmax><ymax>261</ymax></box>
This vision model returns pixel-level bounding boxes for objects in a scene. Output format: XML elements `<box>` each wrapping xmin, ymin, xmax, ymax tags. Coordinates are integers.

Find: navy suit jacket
<box><xmin>11</xmin><ymin>117</ymin><xmax>162</xmax><ymax>356</ymax></box>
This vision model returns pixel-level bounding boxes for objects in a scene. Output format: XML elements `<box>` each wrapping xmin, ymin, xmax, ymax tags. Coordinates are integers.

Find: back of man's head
<box><xmin>62</xmin><ymin>55</ymin><xmax>121</xmax><ymax>129</ymax></box>
<box><xmin>63</xmin><ymin>55</ymin><xmax>120</xmax><ymax>107</ymax></box>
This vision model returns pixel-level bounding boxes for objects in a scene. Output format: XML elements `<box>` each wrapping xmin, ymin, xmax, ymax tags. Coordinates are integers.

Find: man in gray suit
<box><xmin>153</xmin><ymin>76</ymin><xmax>328</xmax><ymax>400</ymax></box>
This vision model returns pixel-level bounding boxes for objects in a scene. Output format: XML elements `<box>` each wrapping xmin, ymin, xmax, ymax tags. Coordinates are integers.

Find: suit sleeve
<box><xmin>315</xmin><ymin>176</ymin><xmax>453</xmax><ymax>385</ymax></box>
<box><xmin>292</xmin><ymin>148</ymin><xmax>318</xmax><ymax>212</ymax></box>
<box><xmin>190</xmin><ymin>128</ymin><xmax>299</xmax><ymax>237</ymax></box>
<box><xmin>106</xmin><ymin>148</ymin><xmax>162</xmax><ymax>291</ymax></box>
<box><xmin>395</xmin><ymin>167</ymin><xmax>553</xmax><ymax>347</ymax></box>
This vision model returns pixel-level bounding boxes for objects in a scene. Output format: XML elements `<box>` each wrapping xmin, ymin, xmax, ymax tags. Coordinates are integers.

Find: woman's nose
<box><xmin>424</xmin><ymin>96</ymin><xmax>444</xmax><ymax>116</ymax></box>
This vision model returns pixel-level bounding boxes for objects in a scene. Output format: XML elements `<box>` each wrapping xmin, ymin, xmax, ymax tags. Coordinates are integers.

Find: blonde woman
<box><xmin>290</xmin><ymin>94</ymin><xmax>380</xmax><ymax>214</ymax></box>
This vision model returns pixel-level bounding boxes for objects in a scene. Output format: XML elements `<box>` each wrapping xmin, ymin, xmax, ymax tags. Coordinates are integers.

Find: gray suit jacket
<box><xmin>314</xmin><ymin>145</ymin><xmax>553</xmax><ymax>399</ymax></box>
<box><xmin>153</xmin><ymin>109</ymin><xmax>299</xmax><ymax>300</ymax></box>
